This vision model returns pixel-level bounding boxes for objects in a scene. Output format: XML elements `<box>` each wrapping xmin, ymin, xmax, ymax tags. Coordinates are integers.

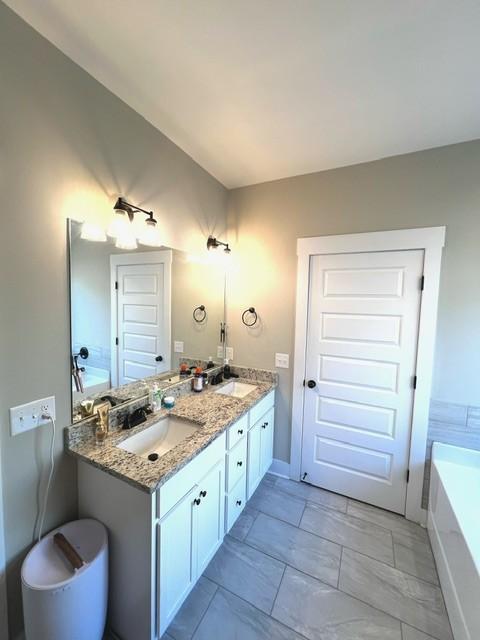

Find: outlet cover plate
<box><xmin>217</xmin><ymin>345</ymin><xmax>224</xmax><ymax>358</ymax></box>
<box><xmin>174</xmin><ymin>341</ymin><xmax>184</xmax><ymax>353</ymax></box>
<box><xmin>275</xmin><ymin>353</ymin><xmax>290</xmax><ymax>369</ymax></box>
<box><xmin>226</xmin><ymin>347</ymin><xmax>234</xmax><ymax>360</ymax></box>
<box><xmin>10</xmin><ymin>396</ymin><xmax>56</xmax><ymax>436</ymax></box>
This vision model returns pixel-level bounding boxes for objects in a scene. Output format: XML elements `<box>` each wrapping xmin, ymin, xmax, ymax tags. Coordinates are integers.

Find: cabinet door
<box><xmin>158</xmin><ymin>487</ymin><xmax>196</xmax><ymax>634</ymax></box>
<box><xmin>195</xmin><ymin>460</ymin><xmax>225</xmax><ymax>576</ymax></box>
<box><xmin>247</xmin><ymin>420</ymin><xmax>262</xmax><ymax>499</ymax></box>
<box><xmin>260</xmin><ymin>407</ymin><xmax>275</xmax><ymax>476</ymax></box>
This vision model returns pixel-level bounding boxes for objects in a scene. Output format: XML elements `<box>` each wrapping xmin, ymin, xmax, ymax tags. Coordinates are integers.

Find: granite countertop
<box><xmin>66</xmin><ymin>377</ymin><xmax>276</xmax><ymax>494</ymax></box>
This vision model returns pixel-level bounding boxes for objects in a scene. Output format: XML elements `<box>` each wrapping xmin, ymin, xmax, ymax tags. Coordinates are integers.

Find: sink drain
<box><xmin>148</xmin><ymin>453</ymin><xmax>159</xmax><ymax>462</ymax></box>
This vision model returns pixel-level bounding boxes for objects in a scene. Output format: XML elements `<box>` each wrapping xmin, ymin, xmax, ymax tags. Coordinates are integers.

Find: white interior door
<box><xmin>111</xmin><ymin>251</ymin><xmax>171</xmax><ymax>386</ymax></box>
<box><xmin>301</xmin><ymin>250</ymin><xmax>424</xmax><ymax>514</ymax></box>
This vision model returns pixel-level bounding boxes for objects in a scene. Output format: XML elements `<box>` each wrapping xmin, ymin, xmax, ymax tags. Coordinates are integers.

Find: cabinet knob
<box><xmin>237</xmin><ymin>461</ymin><xmax>243</xmax><ymax>467</ymax></box>
<box><xmin>236</xmin><ymin>500</ymin><xmax>242</xmax><ymax>506</ymax></box>
<box><xmin>200</xmin><ymin>490</ymin><xmax>207</xmax><ymax>498</ymax></box>
<box><xmin>194</xmin><ymin>498</ymin><xmax>201</xmax><ymax>506</ymax></box>
<box><xmin>238</xmin><ymin>429</ymin><xmax>244</xmax><ymax>435</ymax></box>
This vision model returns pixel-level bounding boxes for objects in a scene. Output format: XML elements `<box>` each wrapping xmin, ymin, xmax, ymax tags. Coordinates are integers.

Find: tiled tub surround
<box><xmin>166</xmin><ymin>474</ymin><xmax>453</xmax><ymax>640</ymax></box>
<box><xmin>66</xmin><ymin>371</ymin><xmax>277</xmax><ymax>493</ymax></box>
<box><xmin>422</xmin><ymin>399</ymin><xmax>480</xmax><ymax>508</ymax></box>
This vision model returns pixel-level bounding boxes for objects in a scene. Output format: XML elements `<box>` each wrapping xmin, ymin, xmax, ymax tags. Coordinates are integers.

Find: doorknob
<box><xmin>155</xmin><ymin>355</ymin><xmax>163</xmax><ymax>362</ymax></box>
<box><xmin>307</xmin><ymin>380</ymin><xmax>316</xmax><ymax>389</ymax></box>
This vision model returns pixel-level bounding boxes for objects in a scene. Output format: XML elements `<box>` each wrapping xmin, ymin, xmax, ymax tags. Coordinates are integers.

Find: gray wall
<box><xmin>0</xmin><ymin>4</ymin><xmax>227</xmax><ymax>637</ymax></box>
<box><xmin>227</xmin><ymin>140</ymin><xmax>480</xmax><ymax>463</ymax></box>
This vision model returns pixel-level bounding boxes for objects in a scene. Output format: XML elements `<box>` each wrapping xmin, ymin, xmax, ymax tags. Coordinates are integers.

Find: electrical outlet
<box><xmin>217</xmin><ymin>345</ymin><xmax>224</xmax><ymax>359</ymax></box>
<box><xmin>10</xmin><ymin>396</ymin><xmax>56</xmax><ymax>436</ymax></box>
<box><xmin>275</xmin><ymin>353</ymin><xmax>290</xmax><ymax>369</ymax></box>
<box><xmin>226</xmin><ymin>347</ymin><xmax>234</xmax><ymax>360</ymax></box>
<box><xmin>174</xmin><ymin>341</ymin><xmax>184</xmax><ymax>353</ymax></box>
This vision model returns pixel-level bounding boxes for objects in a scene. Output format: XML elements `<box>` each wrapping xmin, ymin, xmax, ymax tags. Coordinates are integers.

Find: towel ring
<box><xmin>193</xmin><ymin>305</ymin><xmax>207</xmax><ymax>323</ymax></box>
<box><xmin>242</xmin><ymin>307</ymin><xmax>258</xmax><ymax>327</ymax></box>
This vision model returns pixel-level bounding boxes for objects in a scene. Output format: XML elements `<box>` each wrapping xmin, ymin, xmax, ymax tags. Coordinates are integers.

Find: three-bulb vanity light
<box><xmin>80</xmin><ymin>197</ymin><xmax>162</xmax><ymax>249</ymax></box>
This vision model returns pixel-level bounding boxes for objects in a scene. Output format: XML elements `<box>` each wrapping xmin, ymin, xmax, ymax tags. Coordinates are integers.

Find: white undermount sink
<box><xmin>215</xmin><ymin>381</ymin><xmax>256</xmax><ymax>399</ymax></box>
<box><xmin>117</xmin><ymin>417</ymin><xmax>199</xmax><ymax>460</ymax></box>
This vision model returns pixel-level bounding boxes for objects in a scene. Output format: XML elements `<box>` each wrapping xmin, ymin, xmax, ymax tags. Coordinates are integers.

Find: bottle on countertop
<box><xmin>206</xmin><ymin>356</ymin><xmax>215</xmax><ymax>369</ymax></box>
<box><xmin>192</xmin><ymin>367</ymin><xmax>204</xmax><ymax>392</ymax></box>
<box><xmin>223</xmin><ymin>358</ymin><xmax>231</xmax><ymax>379</ymax></box>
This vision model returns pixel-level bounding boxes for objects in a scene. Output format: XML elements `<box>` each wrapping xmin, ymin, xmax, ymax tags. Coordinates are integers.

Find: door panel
<box><xmin>260</xmin><ymin>407</ymin><xmax>275</xmax><ymax>476</ymax></box>
<box><xmin>247</xmin><ymin>421</ymin><xmax>262</xmax><ymax>499</ymax></box>
<box><xmin>195</xmin><ymin>461</ymin><xmax>224</xmax><ymax>576</ymax></box>
<box><xmin>112</xmin><ymin>252</ymin><xmax>171</xmax><ymax>385</ymax></box>
<box><xmin>302</xmin><ymin>250</ymin><xmax>424</xmax><ymax>514</ymax></box>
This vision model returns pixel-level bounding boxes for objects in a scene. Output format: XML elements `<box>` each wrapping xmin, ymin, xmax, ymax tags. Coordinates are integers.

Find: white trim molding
<box><xmin>291</xmin><ymin>227</ymin><xmax>446</xmax><ymax>524</ymax></box>
<box><xmin>268</xmin><ymin>458</ymin><xmax>291</xmax><ymax>479</ymax></box>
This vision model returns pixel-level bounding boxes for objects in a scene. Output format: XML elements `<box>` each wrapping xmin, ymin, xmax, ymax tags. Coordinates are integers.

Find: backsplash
<box><xmin>422</xmin><ymin>399</ymin><xmax>480</xmax><ymax>508</ymax></box>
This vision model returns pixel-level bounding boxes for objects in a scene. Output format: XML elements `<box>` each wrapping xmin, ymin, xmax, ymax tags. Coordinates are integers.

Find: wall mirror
<box><xmin>68</xmin><ymin>219</ymin><xmax>226</xmax><ymax>422</ymax></box>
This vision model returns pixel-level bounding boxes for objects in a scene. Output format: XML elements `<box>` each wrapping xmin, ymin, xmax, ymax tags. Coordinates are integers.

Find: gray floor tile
<box><xmin>204</xmin><ymin>535</ymin><xmax>285</xmax><ymax>613</ymax></box>
<box><xmin>274</xmin><ymin>477</ymin><xmax>348</xmax><ymax>512</ymax></box>
<box><xmin>262</xmin><ymin>472</ymin><xmax>278</xmax><ymax>487</ymax></box>
<box><xmin>167</xmin><ymin>577</ymin><xmax>217</xmax><ymax>640</ymax></box>
<box><xmin>347</xmin><ymin>500</ymin><xmax>429</xmax><ymax>544</ymax></box>
<box><xmin>339</xmin><ymin>548</ymin><xmax>452</xmax><ymax>640</ymax></box>
<box><xmin>229</xmin><ymin>506</ymin><xmax>258</xmax><ymax>542</ymax></box>
<box><xmin>193</xmin><ymin>587</ymin><xmax>304</xmax><ymax>640</ymax></box>
<box><xmin>249</xmin><ymin>483</ymin><xmax>306</xmax><ymax>526</ymax></box>
<box><xmin>300</xmin><ymin>501</ymin><xmax>395</xmax><ymax>565</ymax></box>
<box><xmin>246</xmin><ymin>512</ymin><xmax>341</xmax><ymax>586</ymax></box>
<box><xmin>402</xmin><ymin>624</ymin><xmax>439</xmax><ymax>640</ymax></box>
<box><xmin>393</xmin><ymin>532</ymin><xmax>439</xmax><ymax>585</ymax></box>
<box><xmin>272</xmin><ymin>566</ymin><xmax>402</xmax><ymax>640</ymax></box>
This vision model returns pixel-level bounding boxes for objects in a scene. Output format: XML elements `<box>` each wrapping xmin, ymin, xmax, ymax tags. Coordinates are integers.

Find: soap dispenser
<box><xmin>223</xmin><ymin>358</ymin><xmax>231</xmax><ymax>380</ymax></box>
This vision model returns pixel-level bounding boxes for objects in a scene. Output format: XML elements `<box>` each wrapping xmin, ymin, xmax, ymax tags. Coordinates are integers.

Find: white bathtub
<box><xmin>428</xmin><ymin>442</ymin><xmax>480</xmax><ymax>640</ymax></box>
<box><xmin>72</xmin><ymin>366</ymin><xmax>110</xmax><ymax>402</ymax></box>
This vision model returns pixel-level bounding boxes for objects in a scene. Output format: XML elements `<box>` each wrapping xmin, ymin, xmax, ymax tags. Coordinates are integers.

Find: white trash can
<box><xmin>22</xmin><ymin>519</ymin><xmax>108</xmax><ymax>640</ymax></box>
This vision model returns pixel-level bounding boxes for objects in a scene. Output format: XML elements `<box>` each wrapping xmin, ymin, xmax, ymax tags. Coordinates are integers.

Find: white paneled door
<box><xmin>301</xmin><ymin>250</ymin><xmax>424</xmax><ymax>514</ymax></box>
<box><xmin>111</xmin><ymin>251</ymin><xmax>171</xmax><ymax>386</ymax></box>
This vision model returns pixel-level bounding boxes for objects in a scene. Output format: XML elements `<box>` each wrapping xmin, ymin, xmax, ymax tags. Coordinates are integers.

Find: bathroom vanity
<box><xmin>68</xmin><ymin>378</ymin><xmax>276</xmax><ymax>639</ymax></box>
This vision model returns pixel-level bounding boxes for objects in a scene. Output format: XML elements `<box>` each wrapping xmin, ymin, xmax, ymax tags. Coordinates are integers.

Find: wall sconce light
<box><xmin>206</xmin><ymin>235</ymin><xmax>231</xmax><ymax>253</ymax></box>
<box><xmin>108</xmin><ymin>197</ymin><xmax>162</xmax><ymax>249</ymax></box>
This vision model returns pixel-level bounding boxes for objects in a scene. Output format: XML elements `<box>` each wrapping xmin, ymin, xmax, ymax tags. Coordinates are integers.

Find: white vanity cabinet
<box><xmin>77</xmin><ymin>389</ymin><xmax>275</xmax><ymax>640</ymax></box>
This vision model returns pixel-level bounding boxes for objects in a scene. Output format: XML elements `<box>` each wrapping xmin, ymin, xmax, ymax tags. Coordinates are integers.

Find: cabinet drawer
<box><xmin>227</xmin><ymin>413</ymin><xmax>248</xmax><ymax>450</ymax></box>
<box><xmin>158</xmin><ymin>432</ymin><xmax>226</xmax><ymax>519</ymax></box>
<box><xmin>226</xmin><ymin>437</ymin><xmax>247</xmax><ymax>492</ymax></box>
<box><xmin>249</xmin><ymin>390</ymin><xmax>275</xmax><ymax>428</ymax></box>
<box><xmin>226</xmin><ymin>476</ymin><xmax>247</xmax><ymax>532</ymax></box>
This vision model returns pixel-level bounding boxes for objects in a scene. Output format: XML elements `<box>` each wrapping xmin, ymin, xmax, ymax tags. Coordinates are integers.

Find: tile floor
<box><xmin>165</xmin><ymin>474</ymin><xmax>453</xmax><ymax>640</ymax></box>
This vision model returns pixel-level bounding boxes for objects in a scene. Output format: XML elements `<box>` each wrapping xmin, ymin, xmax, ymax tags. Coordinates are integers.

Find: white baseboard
<box><xmin>268</xmin><ymin>458</ymin><xmax>291</xmax><ymax>478</ymax></box>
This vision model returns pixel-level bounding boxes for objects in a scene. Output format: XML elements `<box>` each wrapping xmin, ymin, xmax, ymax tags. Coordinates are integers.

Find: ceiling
<box><xmin>5</xmin><ymin>0</ymin><xmax>480</xmax><ymax>188</ymax></box>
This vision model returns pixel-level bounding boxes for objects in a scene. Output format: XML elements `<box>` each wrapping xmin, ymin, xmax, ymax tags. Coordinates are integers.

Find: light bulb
<box><xmin>115</xmin><ymin>227</ymin><xmax>137</xmax><ymax>250</ymax></box>
<box><xmin>80</xmin><ymin>222</ymin><xmax>107</xmax><ymax>242</ymax></box>
<box><xmin>138</xmin><ymin>220</ymin><xmax>162</xmax><ymax>247</ymax></box>
<box><xmin>107</xmin><ymin>210</ymin><xmax>130</xmax><ymax>239</ymax></box>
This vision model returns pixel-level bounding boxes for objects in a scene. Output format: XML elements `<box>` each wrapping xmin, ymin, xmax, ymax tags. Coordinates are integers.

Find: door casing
<box><xmin>291</xmin><ymin>227</ymin><xmax>445</xmax><ymax>525</ymax></box>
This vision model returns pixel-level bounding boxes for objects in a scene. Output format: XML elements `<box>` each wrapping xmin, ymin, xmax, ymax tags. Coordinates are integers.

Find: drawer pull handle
<box><xmin>200</xmin><ymin>490</ymin><xmax>207</xmax><ymax>498</ymax></box>
<box><xmin>238</xmin><ymin>429</ymin><xmax>244</xmax><ymax>435</ymax></box>
<box><xmin>194</xmin><ymin>498</ymin><xmax>201</xmax><ymax>506</ymax></box>
<box><xmin>237</xmin><ymin>461</ymin><xmax>243</xmax><ymax>467</ymax></box>
<box><xmin>236</xmin><ymin>500</ymin><xmax>242</xmax><ymax>506</ymax></box>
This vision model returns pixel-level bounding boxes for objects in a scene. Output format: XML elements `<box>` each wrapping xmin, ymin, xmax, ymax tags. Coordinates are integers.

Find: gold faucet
<box><xmin>94</xmin><ymin>401</ymin><xmax>110</xmax><ymax>445</ymax></box>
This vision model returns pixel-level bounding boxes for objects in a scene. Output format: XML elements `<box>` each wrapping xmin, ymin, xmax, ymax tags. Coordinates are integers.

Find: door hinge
<box><xmin>406</xmin><ymin>469</ymin><xmax>410</xmax><ymax>483</ymax></box>
<box><xmin>420</xmin><ymin>275</ymin><xmax>425</xmax><ymax>291</ymax></box>
<box><xmin>115</xmin><ymin>281</ymin><xmax>118</xmax><ymax>290</ymax></box>
<box><xmin>413</xmin><ymin>375</ymin><xmax>417</xmax><ymax>390</ymax></box>
<box><xmin>115</xmin><ymin>337</ymin><xmax>119</xmax><ymax>346</ymax></box>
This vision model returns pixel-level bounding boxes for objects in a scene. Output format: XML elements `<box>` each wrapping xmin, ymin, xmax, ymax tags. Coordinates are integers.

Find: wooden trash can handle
<box><xmin>53</xmin><ymin>532</ymin><xmax>85</xmax><ymax>571</ymax></box>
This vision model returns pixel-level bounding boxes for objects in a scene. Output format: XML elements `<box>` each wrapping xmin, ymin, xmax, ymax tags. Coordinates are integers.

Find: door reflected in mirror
<box><xmin>68</xmin><ymin>220</ymin><xmax>226</xmax><ymax>422</ymax></box>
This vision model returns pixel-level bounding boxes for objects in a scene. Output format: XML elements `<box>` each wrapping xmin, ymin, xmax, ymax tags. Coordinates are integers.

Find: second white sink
<box><xmin>215</xmin><ymin>381</ymin><xmax>256</xmax><ymax>399</ymax></box>
<box><xmin>117</xmin><ymin>417</ymin><xmax>199</xmax><ymax>460</ymax></box>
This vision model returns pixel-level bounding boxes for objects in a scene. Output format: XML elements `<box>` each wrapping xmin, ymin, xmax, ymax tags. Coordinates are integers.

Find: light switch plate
<box><xmin>217</xmin><ymin>345</ymin><xmax>224</xmax><ymax>359</ymax></box>
<box><xmin>275</xmin><ymin>353</ymin><xmax>290</xmax><ymax>369</ymax></box>
<box><xmin>226</xmin><ymin>347</ymin><xmax>234</xmax><ymax>360</ymax></box>
<box><xmin>10</xmin><ymin>396</ymin><xmax>56</xmax><ymax>436</ymax></box>
<box><xmin>174</xmin><ymin>341</ymin><xmax>184</xmax><ymax>353</ymax></box>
